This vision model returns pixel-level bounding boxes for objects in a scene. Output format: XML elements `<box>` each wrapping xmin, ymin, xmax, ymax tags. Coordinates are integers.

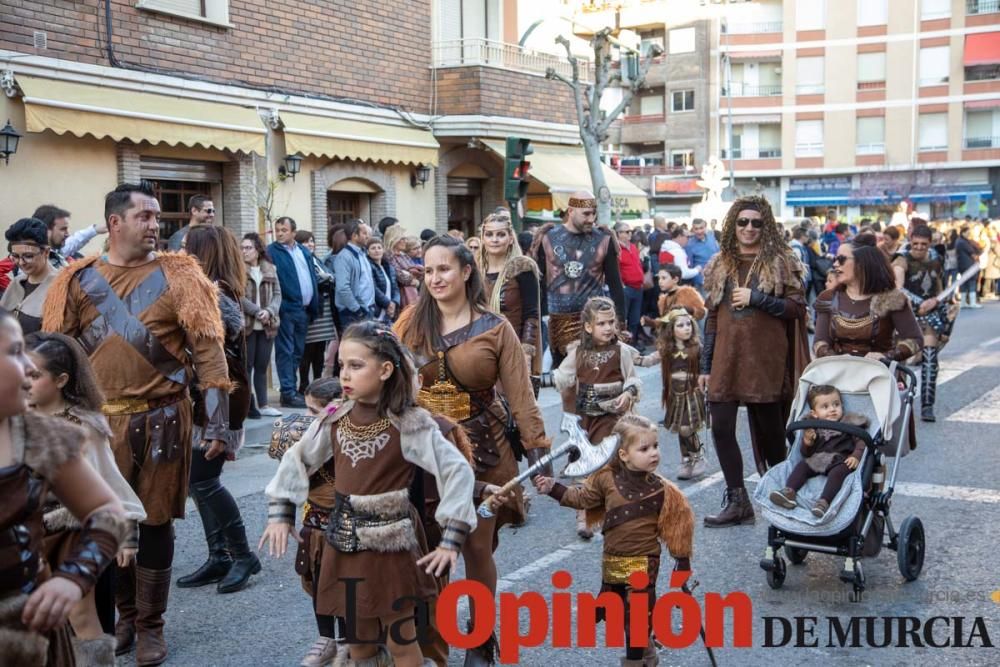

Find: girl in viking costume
<box><xmin>533</xmin><ymin>414</ymin><xmax>694</xmax><ymax>667</ymax></box>
<box><xmin>475</xmin><ymin>210</ymin><xmax>543</xmax><ymax>393</ymax></box>
<box><xmin>657</xmin><ymin>308</ymin><xmax>708</xmax><ymax>481</ymax></box>
<box><xmin>26</xmin><ymin>332</ymin><xmax>146</xmax><ymax>667</ymax></box>
<box><xmin>395</xmin><ymin>235</ymin><xmax>551</xmax><ymax>666</ymax></box>
<box><xmin>260</xmin><ymin>321</ymin><xmax>477</xmax><ymax>667</ymax></box>
<box><xmin>0</xmin><ymin>308</ymin><xmax>129</xmax><ymax>667</ymax></box>
<box><xmin>545</xmin><ymin>296</ymin><xmax>643</xmax><ymax>539</ymax></box>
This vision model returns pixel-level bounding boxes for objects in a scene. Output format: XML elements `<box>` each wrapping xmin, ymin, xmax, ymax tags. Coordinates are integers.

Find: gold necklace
<box><xmin>339</xmin><ymin>413</ymin><xmax>391</xmax><ymax>441</ymax></box>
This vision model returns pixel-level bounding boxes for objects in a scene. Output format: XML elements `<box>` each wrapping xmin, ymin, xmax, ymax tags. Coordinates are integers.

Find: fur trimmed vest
<box><xmin>702</xmin><ymin>248</ymin><xmax>805</xmax><ymax>309</ymax></box>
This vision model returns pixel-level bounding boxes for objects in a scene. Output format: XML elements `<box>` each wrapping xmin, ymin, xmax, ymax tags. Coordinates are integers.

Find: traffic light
<box><xmin>504</xmin><ymin>137</ymin><xmax>533</xmax><ymax>203</ymax></box>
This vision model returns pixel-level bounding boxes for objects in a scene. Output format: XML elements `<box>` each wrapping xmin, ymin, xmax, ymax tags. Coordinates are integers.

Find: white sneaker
<box><xmin>259</xmin><ymin>406</ymin><xmax>283</xmax><ymax>417</ymax></box>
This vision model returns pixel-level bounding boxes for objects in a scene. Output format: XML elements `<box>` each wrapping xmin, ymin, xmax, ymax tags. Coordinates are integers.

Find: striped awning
<box><xmin>281</xmin><ymin>112</ymin><xmax>439</xmax><ymax>167</ymax></box>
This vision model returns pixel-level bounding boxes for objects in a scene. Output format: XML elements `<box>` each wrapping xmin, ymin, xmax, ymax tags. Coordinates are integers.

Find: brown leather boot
<box><xmin>135</xmin><ymin>566</ymin><xmax>171</xmax><ymax>667</ymax></box>
<box><xmin>703</xmin><ymin>487</ymin><xmax>755</xmax><ymax>527</ymax></box>
<box><xmin>115</xmin><ymin>564</ymin><xmax>137</xmax><ymax>655</ymax></box>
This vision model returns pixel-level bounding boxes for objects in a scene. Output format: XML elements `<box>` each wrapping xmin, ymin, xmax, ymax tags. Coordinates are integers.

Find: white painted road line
<box><xmin>894</xmin><ymin>481</ymin><xmax>1000</xmax><ymax>504</ymax></box>
<box><xmin>945</xmin><ymin>385</ymin><xmax>1000</xmax><ymax>423</ymax></box>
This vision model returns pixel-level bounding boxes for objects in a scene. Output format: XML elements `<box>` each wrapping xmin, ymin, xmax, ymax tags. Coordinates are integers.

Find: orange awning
<box><xmin>964</xmin><ymin>33</ymin><xmax>1000</xmax><ymax>66</ymax></box>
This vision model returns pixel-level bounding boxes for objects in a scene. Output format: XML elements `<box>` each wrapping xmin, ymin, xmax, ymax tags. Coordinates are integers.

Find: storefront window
<box><xmin>148</xmin><ymin>180</ymin><xmax>212</xmax><ymax>245</ymax></box>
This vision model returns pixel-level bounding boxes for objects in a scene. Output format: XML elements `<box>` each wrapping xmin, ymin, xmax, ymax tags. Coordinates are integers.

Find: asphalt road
<box><xmin>116</xmin><ymin>301</ymin><xmax>1000</xmax><ymax>667</ymax></box>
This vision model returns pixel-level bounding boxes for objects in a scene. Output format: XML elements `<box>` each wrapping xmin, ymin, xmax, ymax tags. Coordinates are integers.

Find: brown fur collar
<box><xmin>507</xmin><ymin>254</ymin><xmax>540</xmax><ymax>278</ymax></box>
<box><xmin>702</xmin><ymin>249</ymin><xmax>804</xmax><ymax>309</ymax></box>
<box><xmin>21</xmin><ymin>412</ymin><xmax>83</xmax><ymax>480</ymax></box>
<box><xmin>41</xmin><ymin>253</ymin><xmax>223</xmax><ymax>341</ymax></box>
<box><xmin>870</xmin><ymin>289</ymin><xmax>907</xmax><ymax>318</ymax></box>
<box><xmin>0</xmin><ymin>594</ymin><xmax>48</xmax><ymax>666</ymax></box>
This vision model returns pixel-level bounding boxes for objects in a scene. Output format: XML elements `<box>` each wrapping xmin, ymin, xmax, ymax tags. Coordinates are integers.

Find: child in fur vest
<box><xmin>770</xmin><ymin>384</ymin><xmax>869</xmax><ymax>518</ymax></box>
<box><xmin>656</xmin><ymin>308</ymin><xmax>708</xmax><ymax>481</ymax></box>
<box><xmin>533</xmin><ymin>414</ymin><xmax>695</xmax><ymax>667</ymax></box>
<box><xmin>260</xmin><ymin>321</ymin><xmax>477</xmax><ymax>667</ymax></box>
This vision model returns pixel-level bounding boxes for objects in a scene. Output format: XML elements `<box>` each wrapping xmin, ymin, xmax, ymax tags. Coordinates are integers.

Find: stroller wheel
<box><xmin>766</xmin><ymin>557</ymin><xmax>786</xmax><ymax>589</ymax></box>
<box><xmin>897</xmin><ymin>516</ymin><xmax>925</xmax><ymax>581</ymax></box>
<box><xmin>786</xmin><ymin>546</ymin><xmax>808</xmax><ymax>565</ymax></box>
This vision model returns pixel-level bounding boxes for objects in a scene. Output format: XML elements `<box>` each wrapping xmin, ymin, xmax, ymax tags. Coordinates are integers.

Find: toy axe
<box><xmin>477</xmin><ymin>415</ymin><xmax>619</xmax><ymax>519</ymax></box>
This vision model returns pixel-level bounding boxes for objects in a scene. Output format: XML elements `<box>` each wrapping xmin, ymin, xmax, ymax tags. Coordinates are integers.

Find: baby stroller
<box><xmin>753</xmin><ymin>355</ymin><xmax>925</xmax><ymax>601</ymax></box>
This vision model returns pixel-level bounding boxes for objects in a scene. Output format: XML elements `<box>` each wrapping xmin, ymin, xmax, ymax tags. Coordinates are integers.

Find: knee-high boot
<box><xmin>176</xmin><ymin>478</ymin><xmax>232</xmax><ymax>587</ymax></box>
<box><xmin>920</xmin><ymin>346</ymin><xmax>939</xmax><ymax>422</ymax></box>
<box><xmin>135</xmin><ymin>566</ymin><xmax>172</xmax><ymax>667</ymax></box>
<box><xmin>115</xmin><ymin>564</ymin><xmax>137</xmax><ymax>655</ymax></box>
<box><xmin>190</xmin><ymin>476</ymin><xmax>261</xmax><ymax>594</ymax></box>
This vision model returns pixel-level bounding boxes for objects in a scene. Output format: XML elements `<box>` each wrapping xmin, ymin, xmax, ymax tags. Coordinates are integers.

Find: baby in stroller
<box><xmin>769</xmin><ymin>384</ymin><xmax>868</xmax><ymax>518</ymax></box>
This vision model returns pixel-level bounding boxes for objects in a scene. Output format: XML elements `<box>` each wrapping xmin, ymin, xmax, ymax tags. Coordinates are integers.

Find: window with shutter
<box><xmin>920</xmin><ymin>0</ymin><xmax>950</xmax><ymax>20</ymax></box>
<box><xmin>856</xmin><ymin>117</ymin><xmax>885</xmax><ymax>154</ymax></box>
<box><xmin>857</xmin><ymin>0</ymin><xmax>887</xmax><ymax>26</ymax></box>
<box><xmin>918</xmin><ymin>113</ymin><xmax>947</xmax><ymax>150</ymax></box>
<box><xmin>857</xmin><ymin>52</ymin><xmax>886</xmax><ymax>86</ymax></box>
<box><xmin>796</xmin><ymin>56</ymin><xmax>825</xmax><ymax>94</ymax></box>
<box><xmin>136</xmin><ymin>1</ymin><xmax>229</xmax><ymax>25</ymax></box>
<box><xmin>919</xmin><ymin>46</ymin><xmax>950</xmax><ymax>86</ymax></box>
<box><xmin>795</xmin><ymin>120</ymin><xmax>824</xmax><ymax>156</ymax></box>
<box><xmin>795</xmin><ymin>0</ymin><xmax>826</xmax><ymax>30</ymax></box>
<box><xmin>668</xmin><ymin>28</ymin><xmax>695</xmax><ymax>54</ymax></box>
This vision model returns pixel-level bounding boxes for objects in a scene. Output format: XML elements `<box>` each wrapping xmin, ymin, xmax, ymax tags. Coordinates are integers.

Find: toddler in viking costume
<box><xmin>26</xmin><ymin>332</ymin><xmax>146</xmax><ymax>667</ymax></box>
<box><xmin>533</xmin><ymin>414</ymin><xmax>695</xmax><ymax>667</ymax></box>
<box><xmin>543</xmin><ymin>296</ymin><xmax>644</xmax><ymax>539</ymax></box>
<box><xmin>656</xmin><ymin>308</ymin><xmax>708</xmax><ymax>481</ymax></box>
<box><xmin>770</xmin><ymin>385</ymin><xmax>868</xmax><ymax>519</ymax></box>
<box><xmin>260</xmin><ymin>321</ymin><xmax>477</xmax><ymax>667</ymax></box>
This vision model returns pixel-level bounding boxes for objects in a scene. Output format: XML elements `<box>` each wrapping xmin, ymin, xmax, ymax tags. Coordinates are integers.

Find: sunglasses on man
<box><xmin>736</xmin><ymin>217</ymin><xmax>764</xmax><ymax>229</ymax></box>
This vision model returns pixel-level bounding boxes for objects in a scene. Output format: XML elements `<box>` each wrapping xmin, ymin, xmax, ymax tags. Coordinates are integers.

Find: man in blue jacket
<box><xmin>333</xmin><ymin>219</ymin><xmax>376</xmax><ymax>328</ymax></box>
<box><xmin>268</xmin><ymin>216</ymin><xmax>319</xmax><ymax>408</ymax></box>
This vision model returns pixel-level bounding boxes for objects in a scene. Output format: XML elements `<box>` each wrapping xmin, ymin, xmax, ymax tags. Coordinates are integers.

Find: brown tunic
<box><xmin>813</xmin><ymin>288</ymin><xmax>922</xmax><ymax>360</ymax></box>
<box><xmin>483</xmin><ymin>256</ymin><xmax>542</xmax><ymax>375</ymax></box>
<box><xmin>575</xmin><ymin>344</ymin><xmax>625</xmax><ymax>443</ymax></box>
<box><xmin>408</xmin><ymin>312</ymin><xmax>550</xmax><ymax>527</ymax></box>
<box><xmin>664</xmin><ymin>350</ymin><xmax>706</xmax><ymax>434</ymax></box>
<box><xmin>705</xmin><ymin>254</ymin><xmax>807</xmax><ymax>404</ymax></box>
<box><xmin>43</xmin><ymin>255</ymin><xmax>229</xmax><ymax>524</ymax></box>
<box><xmin>314</xmin><ymin>403</ymin><xmax>438</xmax><ymax>618</ymax></box>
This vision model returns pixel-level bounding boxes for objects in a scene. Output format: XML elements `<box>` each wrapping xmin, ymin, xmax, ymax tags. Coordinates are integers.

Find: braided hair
<box><xmin>340</xmin><ymin>320</ymin><xmax>416</xmax><ymax>417</ymax></box>
<box><xmin>25</xmin><ymin>332</ymin><xmax>105</xmax><ymax>411</ymax></box>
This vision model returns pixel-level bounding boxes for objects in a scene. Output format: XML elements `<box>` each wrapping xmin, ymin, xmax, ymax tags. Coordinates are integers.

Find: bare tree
<box><xmin>546</xmin><ymin>28</ymin><xmax>661</xmax><ymax>225</ymax></box>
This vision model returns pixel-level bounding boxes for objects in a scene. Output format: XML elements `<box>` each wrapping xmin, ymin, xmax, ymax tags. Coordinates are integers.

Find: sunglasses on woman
<box><xmin>736</xmin><ymin>217</ymin><xmax>764</xmax><ymax>229</ymax></box>
<box><xmin>833</xmin><ymin>254</ymin><xmax>851</xmax><ymax>266</ymax></box>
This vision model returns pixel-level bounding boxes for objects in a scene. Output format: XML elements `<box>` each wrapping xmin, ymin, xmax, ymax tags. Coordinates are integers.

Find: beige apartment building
<box><xmin>573</xmin><ymin>0</ymin><xmax>1000</xmax><ymax>221</ymax></box>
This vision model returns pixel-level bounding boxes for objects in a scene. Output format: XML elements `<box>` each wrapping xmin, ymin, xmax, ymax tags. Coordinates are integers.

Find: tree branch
<box><xmin>597</xmin><ymin>54</ymin><xmax>655</xmax><ymax>135</ymax></box>
<box><xmin>552</xmin><ymin>35</ymin><xmax>587</xmax><ymax>136</ymax></box>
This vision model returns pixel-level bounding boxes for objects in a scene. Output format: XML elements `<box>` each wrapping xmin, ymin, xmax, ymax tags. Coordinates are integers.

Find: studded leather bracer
<box><xmin>52</xmin><ymin>509</ymin><xmax>127</xmax><ymax>594</ymax></box>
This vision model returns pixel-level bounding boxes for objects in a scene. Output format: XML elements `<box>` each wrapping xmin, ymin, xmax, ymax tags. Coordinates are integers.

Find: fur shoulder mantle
<box><xmin>18</xmin><ymin>413</ymin><xmax>84</xmax><ymax>480</ymax></box>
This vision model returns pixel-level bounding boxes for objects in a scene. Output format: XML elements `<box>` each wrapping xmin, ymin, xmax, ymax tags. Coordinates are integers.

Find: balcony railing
<box><xmin>856</xmin><ymin>143</ymin><xmax>886</xmax><ymax>155</ymax></box>
<box><xmin>722</xmin><ymin>21</ymin><xmax>783</xmax><ymax>34</ymax></box>
<box><xmin>795</xmin><ymin>143</ymin><xmax>824</xmax><ymax>157</ymax></box>
<box><xmin>433</xmin><ymin>38</ymin><xmax>592</xmax><ymax>79</ymax></box>
<box><xmin>857</xmin><ymin>81</ymin><xmax>886</xmax><ymax>91</ymax></box>
<box><xmin>965</xmin><ymin>136</ymin><xmax>1000</xmax><ymax>148</ymax></box>
<box><xmin>622</xmin><ymin>114</ymin><xmax>665</xmax><ymax>124</ymax></box>
<box><xmin>721</xmin><ymin>83</ymin><xmax>783</xmax><ymax>97</ymax></box>
<box><xmin>720</xmin><ymin>148</ymin><xmax>782</xmax><ymax>159</ymax></box>
<box><xmin>616</xmin><ymin>164</ymin><xmax>693</xmax><ymax>176</ymax></box>
<box><xmin>967</xmin><ymin>0</ymin><xmax>1000</xmax><ymax>15</ymax></box>
<box><xmin>966</xmin><ymin>65</ymin><xmax>1000</xmax><ymax>81</ymax></box>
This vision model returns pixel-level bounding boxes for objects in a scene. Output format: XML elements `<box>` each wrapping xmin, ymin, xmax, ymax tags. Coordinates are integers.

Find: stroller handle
<box><xmin>880</xmin><ymin>357</ymin><xmax>918</xmax><ymax>391</ymax></box>
<box><xmin>785</xmin><ymin>419</ymin><xmax>875</xmax><ymax>449</ymax></box>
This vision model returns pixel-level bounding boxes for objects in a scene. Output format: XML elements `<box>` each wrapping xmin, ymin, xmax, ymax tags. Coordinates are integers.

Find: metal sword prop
<box><xmin>477</xmin><ymin>415</ymin><xmax>620</xmax><ymax>519</ymax></box>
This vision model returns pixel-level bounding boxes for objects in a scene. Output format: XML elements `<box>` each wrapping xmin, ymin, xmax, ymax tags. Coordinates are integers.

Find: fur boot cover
<box><xmin>0</xmin><ymin>594</ymin><xmax>48</xmax><ymax>666</ymax></box>
<box><xmin>72</xmin><ymin>635</ymin><xmax>116</xmax><ymax>667</ymax></box>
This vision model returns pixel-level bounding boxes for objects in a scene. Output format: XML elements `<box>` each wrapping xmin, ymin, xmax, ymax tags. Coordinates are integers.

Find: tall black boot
<box><xmin>201</xmin><ymin>476</ymin><xmax>261</xmax><ymax>594</ymax></box>
<box><xmin>176</xmin><ymin>478</ymin><xmax>232</xmax><ymax>587</ymax></box>
<box><xmin>921</xmin><ymin>346</ymin><xmax>938</xmax><ymax>422</ymax></box>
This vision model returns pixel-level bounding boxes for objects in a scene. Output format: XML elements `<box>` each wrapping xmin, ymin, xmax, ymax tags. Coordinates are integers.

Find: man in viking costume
<box><xmin>531</xmin><ymin>191</ymin><xmax>626</xmax><ymax>367</ymax></box>
<box><xmin>43</xmin><ymin>182</ymin><xmax>230</xmax><ymax>667</ymax></box>
<box><xmin>698</xmin><ymin>195</ymin><xmax>810</xmax><ymax>528</ymax></box>
<box><xmin>892</xmin><ymin>224</ymin><xmax>954</xmax><ymax>422</ymax></box>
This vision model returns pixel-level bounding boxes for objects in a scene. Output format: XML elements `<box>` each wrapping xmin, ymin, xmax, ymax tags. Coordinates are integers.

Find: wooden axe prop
<box><xmin>477</xmin><ymin>415</ymin><xmax>620</xmax><ymax>519</ymax></box>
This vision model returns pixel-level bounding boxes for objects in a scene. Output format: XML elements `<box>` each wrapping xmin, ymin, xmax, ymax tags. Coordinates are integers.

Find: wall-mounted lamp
<box><xmin>0</xmin><ymin>119</ymin><xmax>21</xmax><ymax>165</ymax></box>
<box><xmin>278</xmin><ymin>153</ymin><xmax>303</xmax><ymax>181</ymax></box>
<box><xmin>410</xmin><ymin>163</ymin><xmax>431</xmax><ymax>188</ymax></box>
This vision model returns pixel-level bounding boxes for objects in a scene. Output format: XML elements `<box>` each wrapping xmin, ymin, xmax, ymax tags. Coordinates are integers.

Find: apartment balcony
<box><xmin>433</xmin><ymin>38</ymin><xmax>592</xmax><ymax>79</ymax></box>
<box><xmin>620</xmin><ymin>114</ymin><xmax>667</xmax><ymax>143</ymax></box>
<box><xmin>965</xmin><ymin>135</ymin><xmax>1000</xmax><ymax>148</ymax></box>
<box><xmin>616</xmin><ymin>164</ymin><xmax>693</xmax><ymax>176</ymax></box>
<box><xmin>720</xmin><ymin>148</ymin><xmax>782</xmax><ymax>159</ymax></box>
<box><xmin>720</xmin><ymin>83</ymin><xmax>783</xmax><ymax>97</ymax></box>
<box><xmin>967</xmin><ymin>0</ymin><xmax>1000</xmax><ymax>15</ymax></box>
<box><xmin>722</xmin><ymin>21</ymin><xmax>784</xmax><ymax>35</ymax></box>
<box><xmin>966</xmin><ymin>65</ymin><xmax>1000</xmax><ymax>81</ymax></box>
